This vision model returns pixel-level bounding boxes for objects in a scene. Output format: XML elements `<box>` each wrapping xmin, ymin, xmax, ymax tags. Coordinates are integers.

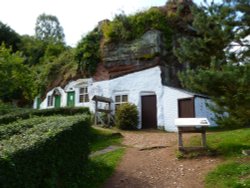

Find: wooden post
<box><xmin>201</xmin><ymin>128</ymin><xmax>206</xmax><ymax>147</ymax></box>
<box><xmin>107</xmin><ymin>101</ymin><xmax>111</xmax><ymax>127</ymax></box>
<box><xmin>95</xmin><ymin>100</ymin><xmax>98</xmax><ymax>125</ymax></box>
<box><xmin>178</xmin><ymin>131</ymin><xmax>183</xmax><ymax>148</ymax></box>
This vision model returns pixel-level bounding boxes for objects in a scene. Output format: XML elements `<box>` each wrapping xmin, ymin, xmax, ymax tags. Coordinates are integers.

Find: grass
<box><xmin>82</xmin><ymin>149</ymin><xmax>125</xmax><ymax>188</ymax></box>
<box><xmin>89</xmin><ymin>126</ymin><xmax>123</xmax><ymax>152</ymax></box>
<box><xmin>206</xmin><ymin>160</ymin><xmax>250</xmax><ymax>188</ymax></box>
<box><xmin>206</xmin><ymin>128</ymin><xmax>250</xmax><ymax>158</ymax></box>
<box><xmin>188</xmin><ymin>128</ymin><xmax>250</xmax><ymax>188</ymax></box>
<box><xmin>79</xmin><ymin>126</ymin><xmax>124</xmax><ymax>187</ymax></box>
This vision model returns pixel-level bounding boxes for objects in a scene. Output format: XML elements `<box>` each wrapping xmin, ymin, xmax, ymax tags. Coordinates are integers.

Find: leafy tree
<box><xmin>35</xmin><ymin>13</ymin><xmax>65</xmax><ymax>44</ymax></box>
<box><xmin>0</xmin><ymin>44</ymin><xmax>36</xmax><ymax>105</ymax></box>
<box><xmin>19</xmin><ymin>35</ymin><xmax>47</xmax><ymax>65</ymax></box>
<box><xmin>75</xmin><ymin>29</ymin><xmax>101</xmax><ymax>76</ymax></box>
<box><xmin>175</xmin><ymin>0</ymin><xmax>250</xmax><ymax>127</ymax></box>
<box><xmin>0</xmin><ymin>21</ymin><xmax>21</xmax><ymax>51</ymax></box>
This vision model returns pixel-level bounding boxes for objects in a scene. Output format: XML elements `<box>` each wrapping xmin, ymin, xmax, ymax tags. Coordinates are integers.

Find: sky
<box><xmin>0</xmin><ymin>0</ymin><xmax>220</xmax><ymax>47</ymax></box>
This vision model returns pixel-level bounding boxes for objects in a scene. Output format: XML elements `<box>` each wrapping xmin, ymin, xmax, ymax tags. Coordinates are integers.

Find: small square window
<box><xmin>115</xmin><ymin>94</ymin><xmax>128</xmax><ymax>111</ymax></box>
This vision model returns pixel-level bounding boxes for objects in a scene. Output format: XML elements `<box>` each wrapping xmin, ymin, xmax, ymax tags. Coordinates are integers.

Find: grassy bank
<box><xmin>205</xmin><ymin>128</ymin><xmax>250</xmax><ymax>188</ymax></box>
<box><xmin>188</xmin><ymin>128</ymin><xmax>250</xmax><ymax>188</ymax></box>
<box><xmin>82</xmin><ymin>126</ymin><xmax>124</xmax><ymax>188</ymax></box>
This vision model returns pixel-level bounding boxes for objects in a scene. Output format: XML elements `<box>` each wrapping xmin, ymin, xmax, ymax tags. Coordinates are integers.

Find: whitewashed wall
<box><xmin>37</xmin><ymin>66</ymin><xmax>217</xmax><ymax>132</ymax></box>
<box><xmin>163</xmin><ymin>87</ymin><xmax>193</xmax><ymax>131</ymax></box>
<box><xmin>194</xmin><ymin>97</ymin><xmax>217</xmax><ymax>126</ymax></box>
<box><xmin>40</xmin><ymin>87</ymin><xmax>66</xmax><ymax>109</ymax></box>
<box><xmin>89</xmin><ymin>66</ymin><xmax>164</xmax><ymax>129</ymax></box>
<box><xmin>64</xmin><ymin>79</ymin><xmax>92</xmax><ymax>109</ymax></box>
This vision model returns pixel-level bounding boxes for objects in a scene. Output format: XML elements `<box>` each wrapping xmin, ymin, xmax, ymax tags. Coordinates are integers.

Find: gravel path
<box><xmin>103</xmin><ymin>130</ymin><xmax>222</xmax><ymax>188</ymax></box>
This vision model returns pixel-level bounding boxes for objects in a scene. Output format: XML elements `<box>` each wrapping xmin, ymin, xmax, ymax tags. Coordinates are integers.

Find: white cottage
<box><xmin>34</xmin><ymin>66</ymin><xmax>216</xmax><ymax>132</ymax></box>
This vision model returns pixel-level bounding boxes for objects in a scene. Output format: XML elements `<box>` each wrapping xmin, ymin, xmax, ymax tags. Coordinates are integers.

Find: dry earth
<box><xmin>103</xmin><ymin>130</ymin><xmax>222</xmax><ymax>188</ymax></box>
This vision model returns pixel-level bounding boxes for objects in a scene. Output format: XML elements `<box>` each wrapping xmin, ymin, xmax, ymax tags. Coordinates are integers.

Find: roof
<box><xmin>92</xmin><ymin>95</ymin><xmax>113</xmax><ymax>103</ymax></box>
<box><xmin>166</xmin><ymin>86</ymin><xmax>210</xmax><ymax>99</ymax></box>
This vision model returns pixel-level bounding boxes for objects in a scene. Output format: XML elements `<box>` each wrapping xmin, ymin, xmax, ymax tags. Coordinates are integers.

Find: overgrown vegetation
<box><xmin>0</xmin><ymin>115</ymin><xmax>91</xmax><ymax>188</ymax></box>
<box><xmin>102</xmin><ymin>7</ymin><xmax>173</xmax><ymax>48</ymax></box>
<box><xmin>115</xmin><ymin>103</ymin><xmax>138</xmax><ymax>130</ymax></box>
<box><xmin>75</xmin><ymin>29</ymin><xmax>101</xmax><ymax>76</ymax></box>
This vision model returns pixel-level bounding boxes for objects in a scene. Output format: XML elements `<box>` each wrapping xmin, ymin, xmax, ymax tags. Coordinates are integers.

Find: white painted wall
<box><xmin>194</xmin><ymin>97</ymin><xmax>217</xmax><ymax>126</ymax></box>
<box><xmin>40</xmin><ymin>87</ymin><xmax>66</xmax><ymax>109</ymax></box>
<box><xmin>64</xmin><ymin>78</ymin><xmax>93</xmax><ymax>109</ymax></box>
<box><xmin>36</xmin><ymin>66</ymin><xmax>218</xmax><ymax>132</ymax></box>
<box><xmin>163</xmin><ymin>87</ymin><xmax>193</xmax><ymax>132</ymax></box>
<box><xmin>89</xmin><ymin>66</ymin><xmax>164</xmax><ymax>129</ymax></box>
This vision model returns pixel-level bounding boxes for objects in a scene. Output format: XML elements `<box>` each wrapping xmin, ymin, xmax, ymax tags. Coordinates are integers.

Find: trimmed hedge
<box><xmin>0</xmin><ymin>107</ymin><xmax>90</xmax><ymax>125</ymax></box>
<box><xmin>0</xmin><ymin>117</ymin><xmax>47</xmax><ymax>140</ymax></box>
<box><xmin>0</xmin><ymin>115</ymin><xmax>91</xmax><ymax>188</ymax></box>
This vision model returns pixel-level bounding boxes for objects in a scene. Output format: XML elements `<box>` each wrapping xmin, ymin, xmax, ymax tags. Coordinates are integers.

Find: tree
<box><xmin>35</xmin><ymin>13</ymin><xmax>65</xmax><ymax>44</ymax></box>
<box><xmin>0</xmin><ymin>44</ymin><xmax>36</xmax><ymax>105</ymax></box>
<box><xmin>19</xmin><ymin>35</ymin><xmax>47</xmax><ymax>65</ymax></box>
<box><xmin>175</xmin><ymin>0</ymin><xmax>250</xmax><ymax>127</ymax></box>
<box><xmin>0</xmin><ymin>21</ymin><xmax>21</xmax><ymax>51</ymax></box>
<box><xmin>75</xmin><ymin>29</ymin><xmax>101</xmax><ymax>76</ymax></box>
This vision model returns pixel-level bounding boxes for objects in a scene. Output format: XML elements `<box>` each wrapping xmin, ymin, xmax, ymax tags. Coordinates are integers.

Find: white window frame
<box><xmin>115</xmin><ymin>94</ymin><xmax>128</xmax><ymax>110</ymax></box>
<box><xmin>47</xmin><ymin>95</ymin><xmax>53</xmax><ymax>107</ymax></box>
<box><xmin>79</xmin><ymin>86</ymin><xmax>89</xmax><ymax>103</ymax></box>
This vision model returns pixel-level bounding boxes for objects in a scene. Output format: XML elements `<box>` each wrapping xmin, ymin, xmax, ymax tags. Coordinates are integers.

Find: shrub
<box><xmin>0</xmin><ymin>115</ymin><xmax>91</xmax><ymax>188</ymax></box>
<box><xmin>0</xmin><ymin>107</ymin><xmax>90</xmax><ymax>125</ymax></box>
<box><xmin>102</xmin><ymin>8</ymin><xmax>172</xmax><ymax>48</ymax></box>
<box><xmin>0</xmin><ymin>101</ymin><xmax>29</xmax><ymax>116</ymax></box>
<box><xmin>115</xmin><ymin>103</ymin><xmax>138</xmax><ymax>130</ymax></box>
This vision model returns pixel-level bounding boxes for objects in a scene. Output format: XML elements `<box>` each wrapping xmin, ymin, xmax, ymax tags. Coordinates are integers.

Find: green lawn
<box><xmin>193</xmin><ymin>128</ymin><xmax>250</xmax><ymax>188</ymax></box>
<box><xmin>80</xmin><ymin>126</ymin><xmax>124</xmax><ymax>188</ymax></box>
<box><xmin>89</xmin><ymin>126</ymin><xmax>123</xmax><ymax>152</ymax></box>
<box><xmin>206</xmin><ymin>128</ymin><xmax>250</xmax><ymax>158</ymax></box>
<box><xmin>82</xmin><ymin>149</ymin><xmax>125</xmax><ymax>188</ymax></box>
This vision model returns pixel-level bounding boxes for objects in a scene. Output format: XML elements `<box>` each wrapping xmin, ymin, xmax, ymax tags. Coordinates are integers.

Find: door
<box><xmin>178</xmin><ymin>98</ymin><xmax>195</xmax><ymax>117</ymax></box>
<box><xmin>141</xmin><ymin>95</ymin><xmax>157</xmax><ymax>129</ymax></box>
<box><xmin>55</xmin><ymin>95</ymin><xmax>61</xmax><ymax>108</ymax></box>
<box><xmin>67</xmin><ymin>91</ymin><xmax>75</xmax><ymax>107</ymax></box>
<box><xmin>36</xmin><ymin>97</ymin><xmax>41</xmax><ymax>109</ymax></box>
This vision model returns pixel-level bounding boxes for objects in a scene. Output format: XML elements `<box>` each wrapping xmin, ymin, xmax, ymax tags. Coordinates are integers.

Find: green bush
<box><xmin>115</xmin><ymin>103</ymin><xmax>138</xmax><ymax>130</ymax></box>
<box><xmin>102</xmin><ymin>8</ymin><xmax>172</xmax><ymax>48</ymax></box>
<box><xmin>0</xmin><ymin>107</ymin><xmax>90</xmax><ymax>125</ymax></box>
<box><xmin>0</xmin><ymin>101</ymin><xmax>29</xmax><ymax>116</ymax></box>
<box><xmin>0</xmin><ymin>115</ymin><xmax>91</xmax><ymax>188</ymax></box>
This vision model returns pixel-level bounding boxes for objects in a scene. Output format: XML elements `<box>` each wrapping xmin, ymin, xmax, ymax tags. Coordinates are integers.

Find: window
<box><xmin>115</xmin><ymin>94</ymin><xmax>128</xmax><ymax>110</ymax></box>
<box><xmin>47</xmin><ymin>95</ymin><xmax>53</xmax><ymax>107</ymax></box>
<box><xmin>79</xmin><ymin>87</ymin><xmax>89</xmax><ymax>103</ymax></box>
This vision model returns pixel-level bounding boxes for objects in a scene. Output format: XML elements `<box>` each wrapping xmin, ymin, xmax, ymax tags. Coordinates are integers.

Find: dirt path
<box><xmin>103</xmin><ymin>131</ymin><xmax>222</xmax><ymax>188</ymax></box>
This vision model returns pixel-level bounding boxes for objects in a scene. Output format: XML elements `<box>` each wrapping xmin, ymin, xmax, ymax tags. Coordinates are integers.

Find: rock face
<box><xmin>93</xmin><ymin>29</ymin><xmax>183</xmax><ymax>88</ymax></box>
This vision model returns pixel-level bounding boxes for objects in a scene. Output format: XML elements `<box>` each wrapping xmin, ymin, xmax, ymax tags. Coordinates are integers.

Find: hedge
<box><xmin>0</xmin><ymin>115</ymin><xmax>91</xmax><ymax>188</ymax></box>
<box><xmin>0</xmin><ymin>117</ymin><xmax>47</xmax><ymax>140</ymax></box>
<box><xmin>0</xmin><ymin>107</ymin><xmax>90</xmax><ymax>125</ymax></box>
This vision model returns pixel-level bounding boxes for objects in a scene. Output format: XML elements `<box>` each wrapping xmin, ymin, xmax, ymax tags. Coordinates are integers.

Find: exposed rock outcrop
<box><xmin>93</xmin><ymin>29</ymin><xmax>184</xmax><ymax>88</ymax></box>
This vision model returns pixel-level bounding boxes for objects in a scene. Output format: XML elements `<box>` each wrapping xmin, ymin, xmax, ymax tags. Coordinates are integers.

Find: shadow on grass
<box><xmin>81</xmin><ymin>148</ymin><xmax>125</xmax><ymax>188</ymax></box>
